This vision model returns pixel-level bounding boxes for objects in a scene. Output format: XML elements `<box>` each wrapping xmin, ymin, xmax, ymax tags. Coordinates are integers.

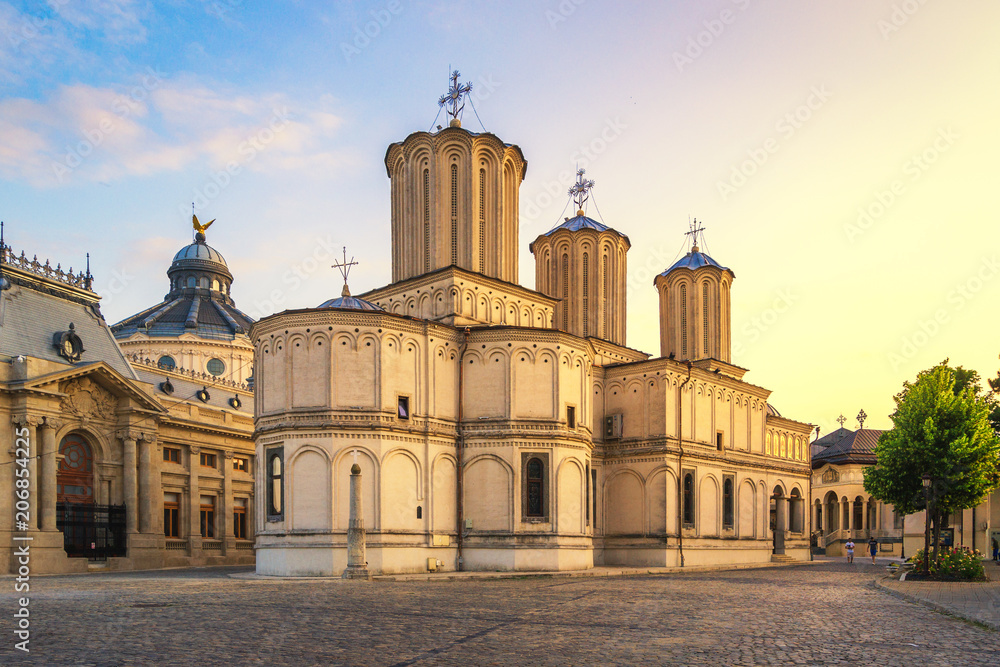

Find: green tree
<box><xmin>864</xmin><ymin>361</ymin><xmax>1000</xmax><ymax>565</ymax></box>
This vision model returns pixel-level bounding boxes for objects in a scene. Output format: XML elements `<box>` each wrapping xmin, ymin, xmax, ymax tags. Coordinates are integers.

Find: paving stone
<box><xmin>1</xmin><ymin>560</ymin><xmax>997</xmax><ymax>665</ymax></box>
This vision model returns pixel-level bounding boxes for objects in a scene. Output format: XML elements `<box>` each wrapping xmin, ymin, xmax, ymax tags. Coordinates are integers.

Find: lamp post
<box><xmin>922</xmin><ymin>473</ymin><xmax>932</xmax><ymax>575</ymax></box>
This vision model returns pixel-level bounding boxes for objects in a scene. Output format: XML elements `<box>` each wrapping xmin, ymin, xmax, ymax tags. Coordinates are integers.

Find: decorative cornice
<box><xmin>11</xmin><ymin>414</ymin><xmax>42</xmax><ymax>427</ymax></box>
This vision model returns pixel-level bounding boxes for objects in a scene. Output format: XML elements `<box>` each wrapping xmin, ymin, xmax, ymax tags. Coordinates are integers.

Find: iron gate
<box><xmin>56</xmin><ymin>503</ymin><xmax>127</xmax><ymax>560</ymax></box>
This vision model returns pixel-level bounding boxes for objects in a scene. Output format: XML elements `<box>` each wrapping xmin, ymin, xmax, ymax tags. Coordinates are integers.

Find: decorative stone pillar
<box><xmin>222</xmin><ymin>450</ymin><xmax>234</xmax><ymax>556</ymax></box>
<box><xmin>342</xmin><ymin>464</ymin><xmax>370</xmax><ymax>580</ymax></box>
<box><xmin>39</xmin><ymin>419</ymin><xmax>61</xmax><ymax>531</ymax></box>
<box><xmin>116</xmin><ymin>429</ymin><xmax>139</xmax><ymax>534</ymax></box>
<box><xmin>11</xmin><ymin>415</ymin><xmax>41</xmax><ymax>531</ymax></box>
<box><xmin>188</xmin><ymin>446</ymin><xmax>201</xmax><ymax>554</ymax></box>
<box><xmin>137</xmin><ymin>433</ymin><xmax>156</xmax><ymax>534</ymax></box>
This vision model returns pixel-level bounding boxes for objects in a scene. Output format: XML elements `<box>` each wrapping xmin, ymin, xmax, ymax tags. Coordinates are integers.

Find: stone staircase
<box><xmin>771</xmin><ymin>554</ymin><xmax>796</xmax><ymax>564</ymax></box>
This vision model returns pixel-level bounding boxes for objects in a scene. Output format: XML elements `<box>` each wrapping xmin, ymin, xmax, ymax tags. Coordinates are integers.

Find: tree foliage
<box><xmin>863</xmin><ymin>361</ymin><xmax>1000</xmax><ymax>517</ymax></box>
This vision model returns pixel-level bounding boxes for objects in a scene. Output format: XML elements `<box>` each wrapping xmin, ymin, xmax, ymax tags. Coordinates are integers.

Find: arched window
<box><xmin>422</xmin><ymin>168</ymin><xmax>431</xmax><ymax>272</ymax></box>
<box><xmin>853</xmin><ymin>496</ymin><xmax>864</xmax><ymax>530</ymax></box>
<box><xmin>679</xmin><ymin>283</ymin><xmax>688</xmax><ymax>357</ymax></box>
<box><xmin>682</xmin><ymin>473</ymin><xmax>694</xmax><ymax>526</ymax></box>
<box><xmin>157</xmin><ymin>355</ymin><xmax>176</xmax><ymax>371</ymax></box>
<box><xmin>702</xmin><ymin>281</ymin><xmax>710</xmax><ymax>357</ymax></box>
<box><xmin>601</xmin><ymin>254</ymin><xmax>609</xmax><ymax>339</ymax></box>
<box><xmin>267</xmin><ymin>449</ymin><xmax>284</xmax><ymax>519</ymax></box>
<box><xmin>582</xmin><ymin>253</ymin><xmax>589</xmax><ymax>337</ymax></box>
<box><xmin>200</xmin><ymin>277</ymin><xmax>209</xmax><ymax>289</ymax></box>
<box><xmin>766</xmin><ymin>432</ymin><xmax>772</xmax><ymax>456</ymax></box>
<box><xmin>212</xmin><ymin>279</ymin><xmax>220</xmax><ymax>291</ymax></box>
<box><xmin>526</xmin><ymin>458</ymin><xmax>544</xmax><ymax>517</ymax></box>
<box><xmin>790</xmin><ymin>489</ymin><xmax>803</xmax><ymax>532</ymax></box>
<box><xmin>450</xmin><ymin>162</ymin><xmax>458</xmax><ymax>266</ymax></box>
<box><xmin>561</xmin><ymin>254</ymin><xmax>569</xmax><ymax>330</ymax></box>
<box><xmin>478</xmin><ymin>167</ymin><xmax>486</xmax><ymax>273</ymax></box>
<box><xmin>187</xmin><ymin>276</ymin><xmax>196</xmax><ymax>288</ymax></box>
<box><xmin>722</xmin><ymin>477</ymin><xmax>734</xmax><ymax>529</ymax></box>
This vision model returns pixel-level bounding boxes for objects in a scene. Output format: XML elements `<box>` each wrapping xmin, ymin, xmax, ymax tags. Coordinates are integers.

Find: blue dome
<box><xmin>318</xmin><ymin>295</ymin><xmax>384</xmax><ymax>311</ymax></box>
<box><xmin>660</xmin><ymin>250</ymin><xmax>730</xmax><ymax>276</ymax></box>
<box><xmin>544</xmin><ymin>214</ymin><xmax>613</xmax><ymax>235</ymax></box>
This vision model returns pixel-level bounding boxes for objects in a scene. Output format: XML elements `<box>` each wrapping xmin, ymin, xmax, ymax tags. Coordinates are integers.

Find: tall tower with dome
<box><xmin>112</xmin><ymin>216</ymin><xmax>254</xmax><ymax>385</ymax></box>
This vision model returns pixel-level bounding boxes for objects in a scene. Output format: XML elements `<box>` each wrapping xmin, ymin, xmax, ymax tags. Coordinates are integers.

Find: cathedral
<box><xmin>252</xmin><ymin>76</ymin><xmax>815</xmax><ymax>576</ymax></box>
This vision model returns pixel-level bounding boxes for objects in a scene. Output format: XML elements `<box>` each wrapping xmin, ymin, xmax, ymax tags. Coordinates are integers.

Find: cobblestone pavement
<box><xmin>2</xmin><ymin>560</ymin><xmax>998</xmax><ymax>666</ymax></box>
<box><xmin>879</xmin><ymin>559</ymin><xmax>1000</xmax><ymax>630</ymax></box>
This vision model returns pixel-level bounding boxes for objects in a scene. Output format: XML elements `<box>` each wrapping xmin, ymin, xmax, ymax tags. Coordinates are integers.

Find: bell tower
<box><xmin>384</xmin><ymin>70</ymin><xmax>526</xmax><ymax>284</ymax></box>
<box><xmin>654</xmin><ymin>221</ymin><xmax>734</xmax><ymax>362</ymax></box>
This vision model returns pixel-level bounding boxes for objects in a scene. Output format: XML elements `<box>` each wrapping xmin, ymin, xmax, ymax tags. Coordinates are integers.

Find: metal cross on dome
<box><xmin>438</xmin><ymin>70</ymin><xmax>472</xmax><ymax>121</ymax></box>
<box><xmin>836</xmin><ymin>414</ymin><xmax>846</xmax><ymax>428</ymax></box>
<box><xmin>332</xmin><ymin>247</ymin><xmax>358</xmax><ymax>297</ymax></box>
<box><xmin>568</xmin><ymin>169</ymin><xmax>595</xmax><ymax>212</ymax></box>
<box><xmin>685</xmin><ymin>218</ymin><xmax>705</xmax><ymax>250</ymax></box>
<box><xmin>857</xmin><ymin>409</ymin><xmax>867</xmax><ymax>429</ymax></box>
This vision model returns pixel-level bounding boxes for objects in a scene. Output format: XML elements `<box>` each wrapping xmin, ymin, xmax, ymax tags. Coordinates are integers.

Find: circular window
<box><xmin>206</xmin><ymin>358</ymin><xmax>225</xmax><ymax>376</ymax></box>
<box><xmin>157</xmin><ymin>355</ymin><xmax>176</xmax><ymax>371</ymax></box>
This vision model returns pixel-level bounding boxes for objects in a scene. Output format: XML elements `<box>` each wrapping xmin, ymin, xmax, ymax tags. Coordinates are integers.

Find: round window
<box><xmin>157</xmin><ymin>355</ymin><xmax>176</xmax><ymax>371</ymax></box>
<box><xmin>207</xmin><ymin>358</ymin><xmax>225</xmax><ymax>376</ymax></box>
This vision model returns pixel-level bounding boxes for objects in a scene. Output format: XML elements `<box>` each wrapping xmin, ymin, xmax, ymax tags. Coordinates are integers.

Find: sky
<box><xmin>1</xmin><ymin>0</ymin><xmax>998</xmax><ymax>437</ymax></box>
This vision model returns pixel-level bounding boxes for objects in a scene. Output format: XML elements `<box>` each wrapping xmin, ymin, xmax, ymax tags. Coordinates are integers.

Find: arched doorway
<box><xmin>55</xmin><ymin>434</ymin><xmax>126</xmax><ymax>560</ymax></box>
<box><xmin>770</xmin><ymin>486</ymin><xmax>785</xmax><ymax>554</ymax></box>
<box><xmin>57</xmin><ymin>433</ymin><xmax>94</xmax><ymax>504</ymax></box>
<box><xmin>824</xmin><ymin>491</ymin><xmax>839</xmax><ymax>533</ymax></box>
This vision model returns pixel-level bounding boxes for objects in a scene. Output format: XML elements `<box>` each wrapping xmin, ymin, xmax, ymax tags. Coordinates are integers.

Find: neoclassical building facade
<box><xmin>252</xmin><ymin>87</ymin><xmax>815</xmax><ymax>576</ymax></box>
<box><xmin>0</xmin><ymin>227</ymin><xmax>255</xmax><ymax>574</ymax></box>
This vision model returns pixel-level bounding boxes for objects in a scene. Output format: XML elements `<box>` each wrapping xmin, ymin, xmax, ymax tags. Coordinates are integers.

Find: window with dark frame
<box><xmin>163</xmin><ymin>447</ymin><xmax>180</xmax><ymax>464</ymax></box>
<box><xmin>164</xmin><ymin>492</ymin><xmax>180</xmax><ymax>538</ymax></box>
<box><xmin>267</xmin><ymin>448</ymin><xmax>284</xmax><ymax>520</ymax></box>
<box><xmin>200</xmin><ymin>496</ymin><xmax>215</xmax><ymax>538</ymax></box>
<box><xmin>683</xmin><ymin>472</ymin><xmax>695</xmax><ymax>527</ymax></box>
<box><xmin>723</xmin><ymin>476</ymin><xmax>734</xmax><ymax>529</ymax></box>
<box><xmin>397</xmin><ymin>396</ymin><xmax>410</xmax><ymax>419</ymax></box>
<box><xmin>567</xmin><ymin>406</ymin><xmax>576</xmax><ymax>429</ymax></box>
<box><xmin>716</xmin><ymin>432</ymin><xmax>724</xmax><ymax>451</ymax></box>
<box><xmin>526</xmin><ymin>458</ymin><xmax>544</xmax><ymax>517</ymax></box>
<box><xmin>233</xmin><ymin>498</ymin><xmax>247</xmax><ymax>539</ymax></box>
<box><xmin>200</xmin><ymin>452</ymin><xmax>216</xmax><ymax>468</ymax></box>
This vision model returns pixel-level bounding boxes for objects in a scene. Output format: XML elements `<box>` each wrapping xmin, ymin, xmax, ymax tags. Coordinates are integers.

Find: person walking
<box><xmin>992</xmin><ymin>537</ymin><xmax>998</xmax><ymax>562</ymax></box>
<box><xmin>868</xmin><ymin>536</ymin><xmax>878</xmax><ymax>564</ymax></box>
<box><xmin>845</xmin><ymin>539</ymin><xmax>855</xmax><ymax>564</ymax></box>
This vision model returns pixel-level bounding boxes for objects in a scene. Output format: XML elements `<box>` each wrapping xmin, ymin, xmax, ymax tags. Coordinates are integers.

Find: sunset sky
<box><xmin>2</xmin><ymin>0</ymin><xmax>998</xmax><ymax>436</ymax></box>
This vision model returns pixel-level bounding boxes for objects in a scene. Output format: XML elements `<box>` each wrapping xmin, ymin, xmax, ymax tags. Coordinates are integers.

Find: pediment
<box><xmin>18</xmin><ymin>361</ymin><xmax>165</xmax><ymax>415</ymax></box>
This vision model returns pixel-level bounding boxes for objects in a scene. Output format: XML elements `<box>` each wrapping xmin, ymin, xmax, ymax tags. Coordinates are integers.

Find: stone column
<box><xmin>117</xmin><ymin>430</ymin><xmax>139</xmax><ymax>534</ymax></box>
<box><xmin>39</xmin><ymin>419</ymin><xmax>61</xmax><ymax>531</ymax></box>
<box><xmin>137</xmin><ymin>434</ymin><xmax>155</xmax><ymax>533</ymax></box>
<box><xmin>189</xmin><ymin>446</ymin><xmax>201</xmax><ymax>554</ymax></box>
<box><xmin>342</xmin><ymin>464</ymin><xmax>370</xmax><ymax>580</ymax></box>
<box><xmin>11</xmin><ymin>415</ymin><xmax>41</xmax><ymax>531</ymax></box>
<box><xmin>222</xmin><ymin>450</ymin><xmax>234</xmax><ymax>556</ymax></box>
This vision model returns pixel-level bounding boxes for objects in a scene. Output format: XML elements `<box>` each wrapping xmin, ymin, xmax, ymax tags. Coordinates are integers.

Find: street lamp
<box><xmin>922</xmin><ymin>473</ymin><xmax>932</xmax><ymax>575</ymax></box>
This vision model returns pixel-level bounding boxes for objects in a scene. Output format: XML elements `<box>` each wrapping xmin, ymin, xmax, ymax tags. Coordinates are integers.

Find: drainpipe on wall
<box><xmin>455</xmin><ymin>327</ymin><xmax>470</xmax><ymax>572</ymax></box>
<box><xmin>676</xmin><ymin>360</ymin><xmax>692</xmax><ymax>568</ymax></box>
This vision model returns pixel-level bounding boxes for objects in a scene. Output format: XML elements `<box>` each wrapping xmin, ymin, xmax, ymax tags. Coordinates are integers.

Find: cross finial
<box><xmin>438</xmin><ymin>69</ymin><xmax>472</xmax><ymax>126</ymax></box>
<box><xmin>686</xmin><ymin>218</ymin><xmax>706</xmax><ymax>252</ymax></box>
<box><xmin>567</xmin><ymin>168</ymin><xmax>595</xmax><ymax>216</ymax></box>
<box><xmin>332</xmin><ymin>247</ymin><xmax>359</xmax><ymax>297</ymax></box>
<box><xmin>836</xmin><ymin>414</ymin><xmax>846</xmax><ymax>428</ymax></box>
<box><xmin>352</xmin><ymin>449</ymin><xmax>359</xmax><ymax>463</ymax></box>
<box><xmin>857</xmin><ymin>409</ymin><xmax>867</xmax><ymax>430</ymax></box>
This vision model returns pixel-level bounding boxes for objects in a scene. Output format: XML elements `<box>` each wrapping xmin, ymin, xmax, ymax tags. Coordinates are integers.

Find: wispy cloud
<box><xmin>0</xmin><ymin>76</ymin><xmax>348</xmax><ymax>187</ymax></box>
<box><xmin>49</xmin><ymin>0</ymin><xmax>148</xmax><ymax>45</ymax></box>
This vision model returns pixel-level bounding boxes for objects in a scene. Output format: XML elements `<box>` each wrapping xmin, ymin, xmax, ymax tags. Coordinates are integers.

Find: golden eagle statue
<box><xmin>192</xmin><ymin>214</ymin><xmax>215</xmax><ymax>236</ymax></box>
